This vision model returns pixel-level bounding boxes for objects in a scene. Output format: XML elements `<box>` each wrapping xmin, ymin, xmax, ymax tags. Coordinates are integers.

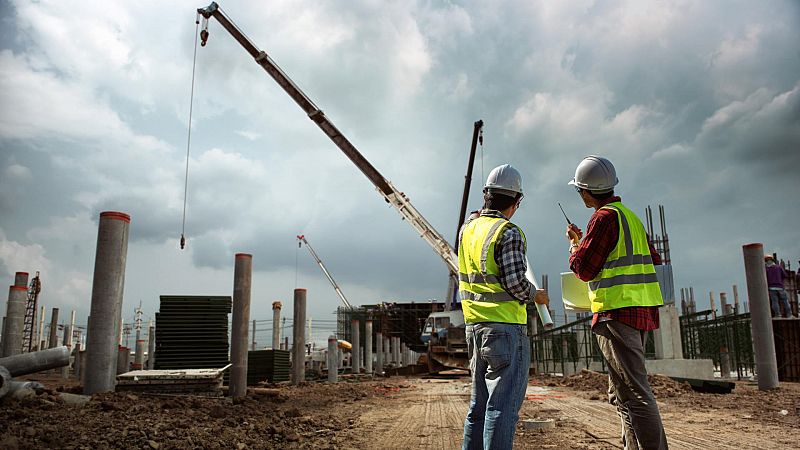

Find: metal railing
<box><xmin>680</xmin><ymin>310</ymin><xmax>755</xmax><ymax>380</ymax></box>
<box><xmin>531</xmin><ymin>316</ymin><xmax>657</xmax><ymax>375</ymax></box>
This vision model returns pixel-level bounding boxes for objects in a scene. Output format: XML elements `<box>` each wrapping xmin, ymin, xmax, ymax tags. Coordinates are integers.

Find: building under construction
<box><xmin>336</xmin><ymin>301</ymin><xmax>445</xmax><ymax>354</ymax></box>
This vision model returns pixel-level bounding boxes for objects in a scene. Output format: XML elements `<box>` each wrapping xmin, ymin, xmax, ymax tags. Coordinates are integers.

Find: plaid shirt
<box><xmin>568</xmin><ymin>196</ymin><xmax>661</xmax><ymax>331</ymax></box>
<box><xmin>459</xmin><ymin>210</ymin><xmax>535</xmax><ymax>302</ymax></box>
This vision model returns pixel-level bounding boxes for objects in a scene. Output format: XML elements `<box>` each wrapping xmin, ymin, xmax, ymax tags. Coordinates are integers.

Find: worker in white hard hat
<box><xmin>565</xmin><ymin>155</ymin><xmax>668</xmax><ymax>450</ymax></box>
<box><xmin>459</xmin><ymin>164</ymin><xmax>549</xmax><ymax>450</ymax></box>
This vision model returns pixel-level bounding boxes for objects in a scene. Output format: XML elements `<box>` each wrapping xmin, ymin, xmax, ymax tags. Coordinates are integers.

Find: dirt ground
<box><xmin>1</xmin><ymin>371</ymin><xmax>798</xmax><ymax>449</ymax></box>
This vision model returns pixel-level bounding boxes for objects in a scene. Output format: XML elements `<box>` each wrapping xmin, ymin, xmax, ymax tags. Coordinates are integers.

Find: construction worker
<box><xmin>765</xmin><ymin>255</ymin><xmax>794</xmax><ymax>318</ymax></box>
<box><xmin>459</xmin><ymin>164</ymin><xmax>549</xmax><ymax>450</ymax></box>
<box><xmin>565</xmin><ymin>155</ymin><xmax>668</xmax><ymax>450</ymax></box>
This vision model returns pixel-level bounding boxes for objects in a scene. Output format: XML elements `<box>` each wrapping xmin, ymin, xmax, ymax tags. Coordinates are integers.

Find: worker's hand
<box><xmin>533</xmin><ymin>289</ymin><xmax>549</xmax><ymax>306</ymax></box>
<box><xmin>566</xmin><ymin>224</ymin><xmax>582</xmax><ymax>244</ymax></box>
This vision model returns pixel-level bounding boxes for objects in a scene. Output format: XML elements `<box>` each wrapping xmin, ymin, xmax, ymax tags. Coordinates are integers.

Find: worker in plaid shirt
<box><xmin>566</xmin><ymin>156</ymin><xmax>668</xmax><ymax>450</ymax></box>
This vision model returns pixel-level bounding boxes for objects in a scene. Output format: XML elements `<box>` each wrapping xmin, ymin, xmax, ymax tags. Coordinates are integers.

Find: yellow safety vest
<box><xmin>588</xmin><ymin>202</ymin><xmax>664</xmax><ymax>313</ymax></box>
<box><xmin>458</xmin><ymin>215</ymin><xmax>527</xmax><ymax>324</ymax></box>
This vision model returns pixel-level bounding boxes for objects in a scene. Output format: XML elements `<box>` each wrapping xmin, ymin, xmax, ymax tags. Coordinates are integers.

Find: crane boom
<box><xmin>297</xmin><ymin>235</ymin><xmax>353</xmax><ymax>310</ymax></box>
<box><xmin>197</xmin><ymin>3</ymin><xmax>459</xmax><ymax>281</ymax></box>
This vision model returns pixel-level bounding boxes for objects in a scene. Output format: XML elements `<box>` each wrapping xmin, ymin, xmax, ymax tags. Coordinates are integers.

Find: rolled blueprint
<box><xmin>525</xmin><ymin>257</ymin><xmax>554</xmax><ymax>329</ymax></box>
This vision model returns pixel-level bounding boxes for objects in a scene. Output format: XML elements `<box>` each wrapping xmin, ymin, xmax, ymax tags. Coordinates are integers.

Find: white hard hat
<box><xmin>568</xmin><ymin>155</ymin><xmax>618</xmax><ymax>193</ymax></box>
<box><xmin>484</xmin><ymin>164</ymin><xmax>523</xmax><ymax>196</ymax></box>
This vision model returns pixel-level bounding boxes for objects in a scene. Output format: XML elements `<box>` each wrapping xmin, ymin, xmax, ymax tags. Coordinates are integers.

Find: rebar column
<box><xmin>147</xmin><ymin>325</ymin><xmax>155</xmax><ymax>370</ymax></box>
<box><xmin>2</xmin><ymin>285</ymin><xmax>27</xmax><ymax>357</ymax></box>
<box><xmin>351</xmin><ymin>319</ymin><xmax>360</xmax><ymax>374</ymax></box>
<box><xmin>291</xmin><ymin>289</ymin><xmax>307</xmax><ymax>385</ymax></box>
<box><xmin>375</xmin><ymin>332</ymin><xmax>383</xmax><ymax>375</ymax></box>
<box><xmin>327</xmin><ymin>335</ymin><xmax>338</xmax><ymax>383</ymax></box>
<box><xmin>230</xmin><ymin>253</ymin><xmax>252</xmax><ymax>398</ymax></box>
<box><xmin>84</xmin><ymin>211</ymin><xmax>130</xmax><ymax>395</ymax></box>
<box><xmin>365</xmin><ymin>320</ymin><xmax>373</xmax><ymax>374</ymax></box>
<box><xmin>272</xmin><ymin>301</ymin><xmax>282</xmax><ymax>350</ymax></box>
<box><xmin>742</xmin><ymin>243</ymin><xmax>779</xmax><ymax>390</ymax></box>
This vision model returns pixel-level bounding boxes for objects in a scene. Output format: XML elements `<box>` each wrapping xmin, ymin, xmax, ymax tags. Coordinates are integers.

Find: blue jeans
<box><xmin>462</xmin><ymin>322</ymin><xmax>530</xmax><ymax>450</ymax></box>
<box><xmin>769</xmin><ymin>289</ymin><xmax>792</xmax><ymax>317</ymax></box>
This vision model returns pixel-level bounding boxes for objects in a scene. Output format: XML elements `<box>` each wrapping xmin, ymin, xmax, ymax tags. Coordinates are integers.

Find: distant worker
<box><xmin>765</xmin><ymin>255</ymin><xmax>793</xmax><ymax>318</ymax></box>
<box><xmin>565</xmin><ymin>155</ymin><xmax>668</xmax><ymax>450</ymax></box>
<box><xmin>459</xmin><ymin>164</ymin><xmax>549</xmax><ymax>450</ymax></box>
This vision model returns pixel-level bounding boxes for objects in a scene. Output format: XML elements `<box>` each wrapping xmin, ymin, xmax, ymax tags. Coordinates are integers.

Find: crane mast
<box><xmin>297</xmin><ymin>235</ymin><xmax>353</xmax><ymax>310</ymax></box>
<box><xmin>197</xmin><ymin>3</ymin><xmax>459</xmax><ymax>305</ymax></box>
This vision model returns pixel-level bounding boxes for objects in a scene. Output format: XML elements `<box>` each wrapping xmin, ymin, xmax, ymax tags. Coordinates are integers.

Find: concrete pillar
<box><xmin>79</xmin><ymin>351</ymin><xmax>87</xmax><ymax>385</ymax></box>
<box><xmin>576</xmin><ymin>328</ymin><xmax>588</xmax><ymax>370</ymax></box>
<box><xmin>251</xmin><ymin>320</ymin><xmax>256</xmax><ymax>351</ymax></box>
<box><xmin>0</xmin><ymin>346</ymin><xmax>69</xmax><ymax>376</ymax></box>
<box><xmin>385</xmin><ymin>336</ymin><xmax>390</xmax><ymax>367</ymax></box>
<box><xmin>134</xmin><ymin>334</ymin><xmax>145</xmax><ymax>370</ymax></box>
<box><xmin>720</xmin><ymin>293</ymin><xmax>729</xmax><ymax>316</ymax></box>
<box><xmin>116</xmin><ymin>346</ymin><xmax>129</xmax><ymax>375</ymax></box>
<box><xmin>2</xmin><ymin>285</ymin><xmax>27</xmax><ymax>357</ymax></box>
<box><xmin>327</xmin><ymin>335</ymin><xmax>338</xmax><ymax>383</ymax></box>
<box><xmin>338</xmin><ymin>348</ymin><xmax>343</xmax><ymax>370</ymax></box>
<box><xmin>733</xmin><ymin>285</ymin><xmax>740</xmax><ymax>314</ymax></box>
<box><xmin>743</xmin><ymin>243</ymin><xmax>779</xmax><ymax>390</ymax></box>
<box><xmin>230</xmin><ymin>253</ymin><xmax>252</xmax><ymax>398</ymax></box>
<box><xmin>272</xmin><ymin>301</ymin><xmax>282</xmax><ymax>350</ymax></box>
<box><xmin>351</xmin><ymin>319</ymin><xmax>360</xmax><ymax>375</ymax></box>
<box><xmin>1</xmin><ymin>316</ymin><xmax>5</xmax><ymax>357</ymax></box>
<box><xmin>562</xmin><ymin>337</ymin><xmax>573</xmax><ymax>376</ymax></box>
<box><xmin>73</xmin><ymin>342</ymin><xmax>82</xmax><ymax>379</ymax></box>
<box><xmin>394</xmin><ymin>336</ymin><xmax>402</xmax><ymax>366</ymax></box>
<box><xmin>291</xmin><ymin>289</ymin><xmax>306</xmax><ymax>385</ymax></box>
<box><xmin>719</xmin><ymin>346</ymin><xmax>731</xmax><ymax>379</ymax></box>
<box><xmin>283</xmin><ymin>336</ymin><xmax>289</xmax><ymax>351</ymax></box>
<box><xmin>14</xmin><ymin>272</ymin><xmax>29</xmax><ymax>287</ymax></box>
<box><xmin>147</xmin><ymin>325</ymin><xmax>155</xmax><ymax>370</ymax></box>
<box><xmin>37</xmin><ymin>306</ymin><xmax>45</xmax><ymax>351</ymax></box>
<box><xmin>48</xmin><ymin>308</ymin><xmax>59</xmax><ymax>349</ymax></box>
<box><xmin>84</xmin><ymin>211</ymin><xmax>130</xmax><ymax>395</ymax></box>
<box><xmin>375</xmin><ymin>332</ymin><xmax>383</xmax><ymax>375</ymax></box>
<box><xmin>61</xmin><ymin>324</ymin><xmax>71</xmax><ymax>378</ymax></box>
<box><xmin>709</xmin><ymin>292</ymin><xmax>716</xmax><ymax>318</ymax></box>
<box><xmin>365</xmin><ymin>320</ymin><xmax>373</xmax><ymax>374</ymax></box>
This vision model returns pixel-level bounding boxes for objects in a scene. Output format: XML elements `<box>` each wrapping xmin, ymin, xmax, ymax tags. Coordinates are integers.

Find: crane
<box><xmin>297</xmin><ymin>235</ymin><xmax>353</xmax><ymax>311</ymax></box>
<box><xmin>196</xmin><ymin>3</ymin><xmax>458</xmax><ymax>309</ymax></box>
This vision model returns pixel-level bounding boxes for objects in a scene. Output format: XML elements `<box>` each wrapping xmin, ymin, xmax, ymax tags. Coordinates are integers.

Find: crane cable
<box><xmin>180</xmin><ymin>16</ymin><xmax>202</xmax><ymax>250</ymax></box>
<box><xmin>479</xmin><ymin>127</ymin><xmax>485</xmax><ymax>184</ymax></box>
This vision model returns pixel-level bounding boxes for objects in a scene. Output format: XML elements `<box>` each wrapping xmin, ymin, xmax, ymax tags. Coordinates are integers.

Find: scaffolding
<box><xmin>21</xmin><ymin>272</ymin><xmax>42</xmax><ymax>353</ymax></box>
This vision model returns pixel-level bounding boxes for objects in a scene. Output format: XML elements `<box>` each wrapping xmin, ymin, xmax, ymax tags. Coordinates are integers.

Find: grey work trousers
<box><xmin>594</xmin><ymin>320</ymin><xmax>668</xmax><ymax>450</ymax></box>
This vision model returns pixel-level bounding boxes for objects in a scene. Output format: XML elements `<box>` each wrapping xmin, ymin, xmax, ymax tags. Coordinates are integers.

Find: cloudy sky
<box><xmin>1</xmin><ymin>0</ymin><xmax>798</xmax><ymax>346</ymax></box>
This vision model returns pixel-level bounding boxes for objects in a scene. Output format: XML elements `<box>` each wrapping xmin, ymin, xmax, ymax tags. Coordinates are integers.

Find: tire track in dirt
<box><xmin>357</xmin><ymin>380</ymin><xmax>468</xmax><ymax>450</ymax></box>
<box><xmin>534</xmin><ymin>387</ymin><xmax>791</xmax><ymax>449</ymax></box>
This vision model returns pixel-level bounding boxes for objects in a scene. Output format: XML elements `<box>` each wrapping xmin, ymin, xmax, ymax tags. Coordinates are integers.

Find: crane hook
<box><xmin>200</xmin><ymin>17</ymin><xmax>210</xmax><ymax>46</ymax></box>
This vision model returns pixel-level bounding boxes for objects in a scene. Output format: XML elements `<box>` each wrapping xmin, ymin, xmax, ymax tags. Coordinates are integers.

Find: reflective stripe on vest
<box><xmin>587</xmin><ymin>202</ymin><xmax>664</xmax><ymax>313</ymax></box>
<box><xmin>458</xmin><ymin>215</ymin><xmax>527</xmax><ymax>324</ymax></box>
